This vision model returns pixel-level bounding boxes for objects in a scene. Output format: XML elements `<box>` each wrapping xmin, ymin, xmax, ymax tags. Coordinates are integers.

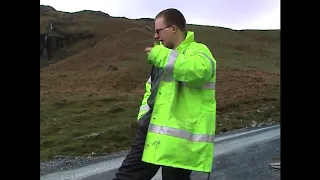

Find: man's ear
<box><xmin>172</xmin><ymin>25</ymin><xmax>178</xmax><ymax>33</ymax></box>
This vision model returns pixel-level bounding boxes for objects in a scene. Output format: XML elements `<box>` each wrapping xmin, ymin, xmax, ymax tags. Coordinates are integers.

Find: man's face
<box><xmin>154</xmin><ymin>17</ymin><xmax>174</xmax><ymax>49</ymax></box>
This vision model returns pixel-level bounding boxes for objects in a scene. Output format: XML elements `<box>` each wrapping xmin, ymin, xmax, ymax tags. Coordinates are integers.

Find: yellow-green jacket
<box><xmin>137</xmin><ymin>31</ymin><xmax>216</xmax><ymax>172</ymax></box>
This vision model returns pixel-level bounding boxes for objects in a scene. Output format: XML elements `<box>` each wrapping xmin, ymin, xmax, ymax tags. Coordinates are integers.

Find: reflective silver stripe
<box><xmin>181</xmin><ymin>82</ymin><xmax>216</xmax><ymax>90</ymax></box>
<box><xmin>147</xmin><ymin>76</ymin><xmax>151</xmax><ymax>84</ymax></box>
<box><xmin>148</xmin><ymin>123</ymin><xmax>215</xmax><ymax>143</ymax></box>
<box><xmin>162</xmin><ymin>51</ymin><xmax>215</xmax><ymax>83</ymax></box>
<box><xmin>199</xmin><ymin>52</ymin><xmax>215</xmax><ymax>77</ymax></box>
<box><xmin>164</xmin><ymin>50</ymin><xmax>179</xmax><ymax>75</ymax></box>
<box><xmin>162</xmin><ymin>73</ymin><xmax>174</xmax><ymax>82</ymax></box>
<box><xmin>139</xmin><ymin>104</ymin><xmax>150</xmax><ymax>111</ymax></box>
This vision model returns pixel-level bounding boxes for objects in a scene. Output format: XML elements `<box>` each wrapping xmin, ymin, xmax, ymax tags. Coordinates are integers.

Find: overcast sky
<box><xmin>40</xmin><ymin>0</ymin><xmax>280</xmax><ymax>30</ymax></box>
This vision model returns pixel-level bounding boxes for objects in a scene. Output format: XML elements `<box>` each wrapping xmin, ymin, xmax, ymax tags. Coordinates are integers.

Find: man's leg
<box><xmin>112</xmin><ymin>116</ymin><xmax>160</xmax><ymax>180</ymax></box>
<box><xmin>161</xmin><ymin>166</ymin><xmax>192</xmax><ymax>180</ymax></box>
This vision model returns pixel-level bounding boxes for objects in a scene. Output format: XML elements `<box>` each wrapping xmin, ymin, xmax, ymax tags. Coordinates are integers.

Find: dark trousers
<box><xmin>112</xmin><ymin>115</ymin><xmax>192</xmax><ymax>180</ymax></box>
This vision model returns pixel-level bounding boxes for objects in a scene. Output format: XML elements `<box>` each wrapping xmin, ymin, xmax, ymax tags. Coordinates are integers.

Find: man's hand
<box><xmin>145</xmin><ymin>45</ymin><xmax>171</xmax><ymax>68</ymax></box>
<box><xmin>145</xmin><ymin>47</ymin><xmax>152</xmax><ymax>55</ymax></box>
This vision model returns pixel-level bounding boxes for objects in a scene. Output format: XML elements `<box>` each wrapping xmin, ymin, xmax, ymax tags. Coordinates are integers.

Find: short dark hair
<box><xmin>155</xmin><ymin>8</ymin><xmax>186</xmax><ymax>32</ymax></box>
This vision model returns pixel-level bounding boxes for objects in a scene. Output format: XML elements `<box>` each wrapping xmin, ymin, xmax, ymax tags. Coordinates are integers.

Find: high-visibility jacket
<box><xmin>137</xmin><ymin>31</ymin><xmax>216</xmax><ymax>172</ymax></box>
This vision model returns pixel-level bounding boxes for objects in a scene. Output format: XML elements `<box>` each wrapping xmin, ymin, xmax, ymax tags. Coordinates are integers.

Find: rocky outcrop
<box><xmin>40</xmin><ymin>21</ymin><xmax>95</xmax><ymax>66</ymax></box>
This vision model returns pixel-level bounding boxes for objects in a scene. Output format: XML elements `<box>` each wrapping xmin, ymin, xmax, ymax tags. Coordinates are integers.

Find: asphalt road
<box><xmin>41</xmin><ymin>124</ymin><xmax>280</xmax><ymax>180</ymax></box>
<box><xmin>193</xmin><ymin>138</ymin><xmax>280</xmax><ymax>180</ymax></box>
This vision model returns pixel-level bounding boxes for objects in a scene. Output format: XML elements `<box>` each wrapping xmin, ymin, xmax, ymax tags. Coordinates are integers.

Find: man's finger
<box><xmin>145</xmin><ymin>47</ymin><xmax>152</xmax><ymax>52</ymax></box>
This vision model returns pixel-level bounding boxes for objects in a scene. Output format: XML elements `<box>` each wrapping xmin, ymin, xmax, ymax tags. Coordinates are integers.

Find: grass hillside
<box><xmin>40</xmin><ymin>5</ymin><xmax>280</xmax><ymax>161</ymax></box>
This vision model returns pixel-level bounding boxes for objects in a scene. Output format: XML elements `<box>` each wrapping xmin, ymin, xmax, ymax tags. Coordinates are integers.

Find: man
<box><xmin>112</xmin><ymin>8</ymin><xmax>216</xmax><ymax>180</ymax></box>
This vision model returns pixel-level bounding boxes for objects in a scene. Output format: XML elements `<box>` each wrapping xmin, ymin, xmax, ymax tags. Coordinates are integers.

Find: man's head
<box><xmin>154</xmin><ymin>8</ymin><xmax>187</xmax><ymax>49</ymax></box>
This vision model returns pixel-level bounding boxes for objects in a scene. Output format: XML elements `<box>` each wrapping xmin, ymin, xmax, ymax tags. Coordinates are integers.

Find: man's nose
<box><xmin>154</xmin><ymin>32</ymin><xmax>159</xmax><ymax>39</ymax></box>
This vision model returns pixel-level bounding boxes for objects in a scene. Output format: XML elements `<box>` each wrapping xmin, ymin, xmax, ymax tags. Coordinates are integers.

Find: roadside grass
<box><xmin>40</xmin><ymin>67</ymin><xmax>279</xmax><ymax>161</ymax></box>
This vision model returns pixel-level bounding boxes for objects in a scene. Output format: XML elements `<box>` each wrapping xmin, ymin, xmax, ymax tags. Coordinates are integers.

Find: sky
<box><xmin>40</xmin><ymin>0</ymin><xmax>280</xmax><ymax>30</ymax></box>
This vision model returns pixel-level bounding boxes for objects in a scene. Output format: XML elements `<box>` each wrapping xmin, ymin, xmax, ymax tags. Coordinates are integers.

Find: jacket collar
<box><xmin>175</xmin><ymin>31</ymin><xmax>194</xmax><ymax>53</ymax></box>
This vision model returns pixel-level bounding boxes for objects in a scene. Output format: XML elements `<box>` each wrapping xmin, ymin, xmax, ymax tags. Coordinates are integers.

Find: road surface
<box><xmin>41</xmin><ymin>124</ymin><xmax>280</xmax><ymax>180</ymax></box>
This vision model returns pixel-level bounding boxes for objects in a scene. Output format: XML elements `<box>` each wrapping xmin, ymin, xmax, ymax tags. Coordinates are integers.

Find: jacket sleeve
<box><xmin>148</xmin><ymin>44</ymin><xmax>215</xmax><ymax>88</ymax></box>
<box><xmin>137</xmin><ymin>76</ymin><xmax>151</xmax><ymax>121</ymax></box>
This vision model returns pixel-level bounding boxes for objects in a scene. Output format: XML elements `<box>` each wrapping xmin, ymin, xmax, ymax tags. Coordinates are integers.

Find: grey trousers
<box><xmin>112</xmin><ymin>115</ymin><xmax>192</xmax><ymax>180</ymax></box>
